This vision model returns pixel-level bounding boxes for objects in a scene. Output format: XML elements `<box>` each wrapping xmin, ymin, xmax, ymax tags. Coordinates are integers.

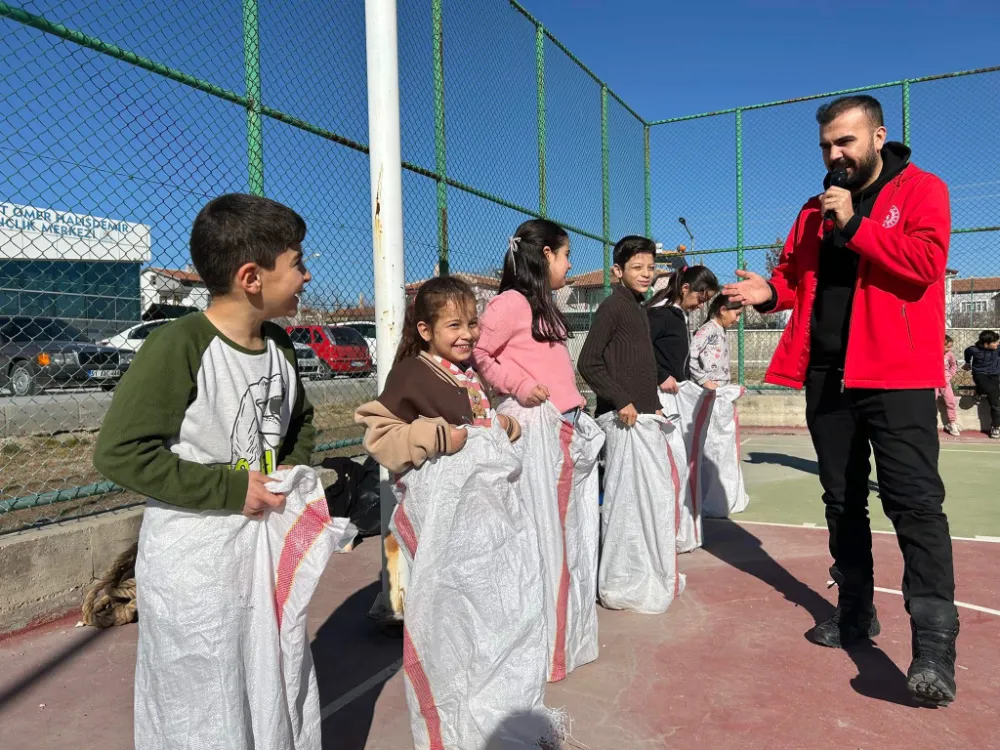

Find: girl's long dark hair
<box><xmin>499</xmin><ymin>219</ymin><xmax>571</xmax><ymax>343</ymax></box>
<box><xmin>646</xmin><ymin>264</ymin><xmax>719</xmax><ymax>308</ymax></box>
<box><xmin>394</xmin><ymin>275</ymin><xmax>477</xmax><ymax>364</ymax></box>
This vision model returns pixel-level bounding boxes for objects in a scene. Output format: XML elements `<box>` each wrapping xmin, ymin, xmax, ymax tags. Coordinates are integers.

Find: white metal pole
<box><xmin>365</xmin><ymin>0</ymin><xmax>406</xmax><ymax>623</ymax></box>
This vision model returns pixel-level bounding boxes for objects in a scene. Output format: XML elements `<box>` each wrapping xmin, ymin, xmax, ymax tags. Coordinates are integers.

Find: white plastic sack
<box><xmin>660</xmin><ymin>384</ymin><xmax>702</xmax><ymax>553</ymax></box>
<box><xmin>700</xmin><ymin>385</ymin><xmax>750</xmax><ymax>518</ymax></box>
<box><xmin>134</xmin><ymin>465</ymin><xmax>357</xmax><ymax>750</ymax></box>
<box><xmin>389</xmin><ymin>424</ymin><xmax>563</xmax><ymax>750</ymax></box>
<box><xmin>498</xmin><ymin>400</ymin><xmax>605</xmax><ymax>682</ymax></box>
<box><xmin>672</xmin><ymin>382</ymin><xmax>717</xmax><ymax>551</ymax></box>
<box><xmin>596</xmin><ymin>413</ymin><xmax>685</xmax><ymax>614</ymax></box>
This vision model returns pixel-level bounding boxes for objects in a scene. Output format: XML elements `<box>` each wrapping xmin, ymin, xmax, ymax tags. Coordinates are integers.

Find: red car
<box><xmin>286</xmin><ymin>325</ymin><xmax>372</xmax><ymax>378</ymax></box>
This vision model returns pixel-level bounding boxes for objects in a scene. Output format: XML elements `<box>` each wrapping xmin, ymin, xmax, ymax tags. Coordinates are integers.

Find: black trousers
<box><xmin>972</xmin><ymin>372</ymin><xmax>1000</xmax><ymax>430</ymax></box>
<box><xmin>805</xmin><ymin>368</ymin><xmax>955</xmax><ymax>610</ymax></box>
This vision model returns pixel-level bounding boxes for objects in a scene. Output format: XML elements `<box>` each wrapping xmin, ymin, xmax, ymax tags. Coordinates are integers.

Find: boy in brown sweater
<box><xmin>578</xmin><ymin>236</ymin><xmax>661</xmax><ymax>426</ymax></box>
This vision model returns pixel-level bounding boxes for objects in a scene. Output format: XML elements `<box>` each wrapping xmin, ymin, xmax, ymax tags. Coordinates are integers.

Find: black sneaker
<box><xmin>990</xmin><ymin>427</ymin><xmax>1000</xmax><ymax>440</ymax></box>
<box><xmin>807</xmin><ymin>600</ymin><xmax>881</xmax><ymax>648</ymax></box>
<box><xmin>907</xmin><ymin>602</ymin><xmax>959</xmax><ymax>707</ymax></box>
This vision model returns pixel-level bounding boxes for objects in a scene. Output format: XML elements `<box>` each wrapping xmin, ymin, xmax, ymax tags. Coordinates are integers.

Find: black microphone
<box><xmin>823</xmin><ymin>169</ymin><xmax>847</xmax><ymax>231</ymax></box>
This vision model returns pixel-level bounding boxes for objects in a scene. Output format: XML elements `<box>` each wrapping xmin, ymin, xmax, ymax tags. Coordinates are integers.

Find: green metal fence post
<box><xmin>241</xmin><ymin>0</ymin><xmax>264</xmax><ymax>195</ymax></box>
<box><xmin>735</xmin><ymin>108</ymin><xmax>746</xmax><ymax>385</ymax></box>
<box><xmin>644</xmin><ymin>124</ymin><xmax>651</xmax><ymax>238</ymax></box>
<box><xmin>535</xmin><ymin>22</ymin><xmax>547</xmax><ymax>216</ymax></box>
<box><xmin>601</xmin><ymin>84</ymin><xmax>610</xmax><ymax>297</ymax></box>
<box><xmin>432</xmin><ymin>0</ymin><xmax>449</xmax><ymax>275</ymax></box>
<box><xmin>902</xmin><ymin>80</ymin><xmax>911</xmax><ymax>147</ymax></box>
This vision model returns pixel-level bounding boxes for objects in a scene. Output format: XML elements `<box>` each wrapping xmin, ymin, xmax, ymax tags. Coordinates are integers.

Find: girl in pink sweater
<box><xmin>938</xmin><ymin>335</ymin><xmax>960</xmax><ymax>437</ymax></box>
<box><xmin>474</xmin><ymin>219</ymin><xmax>584</xmax><ymax>415</ymax></box>
<box><xmin>474</xmin><ymin>219</ymin><xmax>604</xmax><ymax>682</ymax></box>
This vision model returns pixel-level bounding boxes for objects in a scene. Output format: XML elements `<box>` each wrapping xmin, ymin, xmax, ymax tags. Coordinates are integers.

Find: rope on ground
<box><xmin>82</xmin><ymin>541</ymin><xmax>138</xmax><ymax>628</ymax></box>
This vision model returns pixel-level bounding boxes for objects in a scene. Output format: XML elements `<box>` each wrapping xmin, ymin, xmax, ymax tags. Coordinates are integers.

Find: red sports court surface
<box><xmin>2</xmin><ymin>436</ymin><xmax>999</xmax><ymax>749</ymax></box>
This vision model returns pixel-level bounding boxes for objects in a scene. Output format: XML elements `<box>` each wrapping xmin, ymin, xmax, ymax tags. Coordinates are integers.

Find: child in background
<box><xmin>582</xmin><ymin>236</ymin><xmax>684</xmax><ymax>614</ymax></box>
<box><xmin>475</xmin><ymin>219</ymin><xmax>604</xmax><ymax>682</ymax></box>
<box><xmin>689</xmin><ymin>292</ymin><xmax>743</xmax><ymax>389</ymax></box>
<box><xmin>647</xmin><ymin>265</ymin><xmax>719</xmax><ymax>394</ymax></box>
<box><xmin>355</xmin><ymin>275</ymin><xmax>519</xmax><ymax>471</ymax></box>
<box><xmin>939</xmin><ymin>335</ymin><xmax>960</xmax><ymax>437</ymax></box>
<box><xmin>93</xmin><ymin>194</ymin><xmax>318</xmax><ymax>749</ymax></box>
<box><xmin>963</xmin><ymin>329</ymin><xmax>1000</xmax><ymax>439</ymax></box>
<box><xmin>578</xmin><ymin>236</ymin><xmax>661</xmax><ymax>425</ymax></box>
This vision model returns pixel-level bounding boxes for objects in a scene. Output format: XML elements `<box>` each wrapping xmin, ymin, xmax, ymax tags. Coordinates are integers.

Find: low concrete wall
<box><xmin>0</xmin><ymin>507</ymin><xmax>143</xmax><ymax>635</ymax></box>
<box><xmin>0</xmin><ymin>465</ymin><xmax>343</xmax><ymax>636</ymax></box>
<box><xmin>739</xmin><ymin>390</ymin><xmax>807</xmax><ymax>428</ymax></box>
<box><xmin>739</xmin><ymin>388</ymin><xmax>992</xmax><ymax>433</ymax></box>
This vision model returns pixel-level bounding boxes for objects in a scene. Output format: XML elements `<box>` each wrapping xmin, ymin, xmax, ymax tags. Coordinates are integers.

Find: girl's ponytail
<box><xmin>647</xmin><ymin>264</ymin><xmax>719</xmax><ymax>308</ymax></box>
<box><xmin>393</xmin><ymin>303</ymin><xmax>423</xmax><ymax>364</ymax></box>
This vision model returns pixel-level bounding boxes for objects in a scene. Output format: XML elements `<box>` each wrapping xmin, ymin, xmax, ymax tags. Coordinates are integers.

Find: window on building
<box><xmin>961</xmin><ymin>301</ymin><xmax>987</xmax><ymax>313</ymax></box>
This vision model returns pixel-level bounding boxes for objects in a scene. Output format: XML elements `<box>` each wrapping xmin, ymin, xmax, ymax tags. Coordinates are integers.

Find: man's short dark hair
<box><xmin>613</xmin><ymin>235</ymin><xmax>656</xmax><ymax>268</ymax></box>
<box><xmin>978</xmin><ymin>330</ymin><xmax>999</xmax><ymax>346</ymax></box>
<box><xmin>816</xmin><ymin>95</ymin><xmax>884</xmax><ymax>129</ymax></box>
<box><xmin>190</xmin><ymin>194</ymin><xmax>307</xmax><ymax>296</ymax></box>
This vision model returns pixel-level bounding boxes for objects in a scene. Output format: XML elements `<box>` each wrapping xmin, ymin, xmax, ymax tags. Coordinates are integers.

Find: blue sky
<box><xmin>2</xmin><ymin>0</ymin><xmax>999</xmax><ymax>312</ymax></box>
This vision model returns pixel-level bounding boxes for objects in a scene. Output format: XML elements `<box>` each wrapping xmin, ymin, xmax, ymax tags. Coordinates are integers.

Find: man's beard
<box><xmin>832</xmin><ymin>145</ymin><xmax>880</xmax><ymax>191</ymax></box>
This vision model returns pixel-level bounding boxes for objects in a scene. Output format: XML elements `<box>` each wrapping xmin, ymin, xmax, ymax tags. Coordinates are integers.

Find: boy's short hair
<box><xmin>978</xmin><ymin>330</ymin><xmax>999</xmax><ymax>346</ymax></box>
<box><xmin>190</xmin><ymin>194</ymin><xmax>307</xmax><ymax>296</ymax></box>
<box><xmin>613</xmin><ymin>235</ymin><xmax>656</xmax><ymax>268</ymax></box>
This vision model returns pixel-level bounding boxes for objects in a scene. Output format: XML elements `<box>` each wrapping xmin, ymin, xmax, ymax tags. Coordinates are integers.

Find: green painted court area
<box><xmin>740</xmin><ymin>432</ymin><xmax>1000</xmax><ymax>539</ymax></box>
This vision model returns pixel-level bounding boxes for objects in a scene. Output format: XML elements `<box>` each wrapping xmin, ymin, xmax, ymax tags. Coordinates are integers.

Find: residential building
<box><xmin>141</xmin><ymin>267</ymin><xmax>210</xmax><ymax>318</ymax></box>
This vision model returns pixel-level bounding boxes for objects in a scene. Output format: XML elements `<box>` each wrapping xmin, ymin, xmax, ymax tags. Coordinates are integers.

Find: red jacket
<box><xmin>765</xmin><ymin>162</ymin><xmax>950</xmax><ymax>390</ymax></box>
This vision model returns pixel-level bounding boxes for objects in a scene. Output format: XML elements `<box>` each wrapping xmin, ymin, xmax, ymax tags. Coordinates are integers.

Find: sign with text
<box><xmin>0</xmin><ymin>201</ymin><xmax>151</xmax><ymax>263</ymax></box>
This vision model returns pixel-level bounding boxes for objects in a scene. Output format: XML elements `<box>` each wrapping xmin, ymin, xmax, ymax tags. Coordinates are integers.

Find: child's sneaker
<box><xmin>991</xmin><ymin>427</ymin><xmax>1000</xmax><ymax>440</ymax></box>
<box><xmin>945</xmin><ymin>423</ymin><xmax>960</xmax><ymax>437</ymax></box>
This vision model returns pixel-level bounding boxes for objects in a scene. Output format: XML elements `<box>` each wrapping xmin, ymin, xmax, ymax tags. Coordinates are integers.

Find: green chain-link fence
<box><xmin>2</xmin><ymin>0</ymin><xmax>998</xmax><ymax>534</ymax></box>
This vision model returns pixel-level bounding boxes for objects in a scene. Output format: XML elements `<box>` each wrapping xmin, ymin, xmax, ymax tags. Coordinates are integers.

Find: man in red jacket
<box><xmin>725</xmin><ymin>95</ymin><xmax>958</xmax><ymax>707</ymax></box>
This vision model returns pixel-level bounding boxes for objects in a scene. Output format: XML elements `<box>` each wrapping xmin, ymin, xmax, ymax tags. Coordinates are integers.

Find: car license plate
<box><xmin>88</xmin><ymin>369</ymin><xmax>121</xmax><ymax>378</ymax></box>
<box><xmin>351</xmin><ymin>361</ymin><xmax>365</xmax><ymax>367</ymax></box>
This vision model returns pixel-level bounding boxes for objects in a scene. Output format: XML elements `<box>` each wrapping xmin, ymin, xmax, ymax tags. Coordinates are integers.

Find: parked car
<box><xmin>97</xmin><ymin>319</ymin><xmax>171</xmax><ymax>352</ymax></box>
<box><xmin>340</xmin><ymin>320</ymin><xmax>377</xmax><ymax>366</ymax></box>
<box><xmin>0</xmin><ymin>316</ymin><xmax>131</xmax><ymax>396</ymax></box>
<box><xmin>286</xmin><ymin>325</ymin><xmax>372</xmax><ymax>377</ymax></box>
<box><xmin>292</xmin><ymin>341</ymin><xmax>327</xmax><ymax>380</ymax></box>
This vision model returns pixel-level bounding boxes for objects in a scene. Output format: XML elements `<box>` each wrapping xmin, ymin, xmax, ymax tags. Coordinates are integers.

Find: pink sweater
<box><xmin>473</xmin><ymin>290</ymin><xmax>585</xmax><ymax>413</ymax></box>
<box><xmin>944</xmin><ymin>351</ymin><xmax>958</xmax><ymax>381</ymax></box>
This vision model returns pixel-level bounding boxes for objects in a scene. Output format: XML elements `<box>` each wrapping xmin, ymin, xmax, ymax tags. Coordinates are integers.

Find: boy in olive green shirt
<box><xmin>93</xmin><ymin>194</ymin><xmax>317</xmax><ymax>746</ymax></box>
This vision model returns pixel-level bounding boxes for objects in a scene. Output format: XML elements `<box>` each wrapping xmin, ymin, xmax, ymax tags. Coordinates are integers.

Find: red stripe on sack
<box><xmin>551</xmin><ymin>420</ymin><xmax>576</xmax><ymax>682</ymax></box>
<box><xmin>688</xmin><ymin>392</ymin><xmax>716</xmax><ymax>545</ymax></box>
<box><xmin>734</xmin><ymin>404</ymin><xmax>742</xmax><ymax>465</ymax></box>
<box><xmin>666</xmin><ymin>441</ymin><xmax>682</xmax><ymax>598</ymax></box>
<box><xmin>274</xmin><ymin>499</ymin><xmax>330</xmax><ymax>630</ymax></box>
<box><xmin>394</xmin><ymin>501</ymin><xmax>419</xmax><ymax>559</ymax></box>
<box><xmin>403</xmin><ymin>627</ymin><xmax>445</xmax><ymax>750</ymax></box>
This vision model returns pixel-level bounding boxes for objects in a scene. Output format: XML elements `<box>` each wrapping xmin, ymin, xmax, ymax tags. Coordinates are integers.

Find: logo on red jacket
<box><xmin>883</xmin><ymin>205</ymin><xmax>900</xmax><ymax>228</ymax></box>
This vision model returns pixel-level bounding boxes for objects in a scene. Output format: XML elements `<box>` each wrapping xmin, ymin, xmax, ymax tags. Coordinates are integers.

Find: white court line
<box><xmin>744</xmin><ymin>440</ymin><xmax>1000</xmax><ymax>455</ymax></box>
<box><xmin>874</xmin><ymin>587</ymin><xmax>1000</xmax><ymax>617</ymax></box>
<box><xmin>320</xmin><ymin>657</ymin><xmax>403</xmax><ymax>721</ymax></box>
<box><xmin>740</xmin><ymin>437</ymin><xmax>753</xmax><ymax>447</ymax></box>
<box><xmin>718</xmin><ymin>518</ymin><xmax>1000</xmax><ymax>544</ymax></box>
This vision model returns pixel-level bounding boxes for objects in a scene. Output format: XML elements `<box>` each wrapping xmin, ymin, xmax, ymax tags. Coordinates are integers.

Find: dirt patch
<box><xmin>0</xmin><ymin>400</ymin><xmax>364</xmax><ymax>535</ymax></box>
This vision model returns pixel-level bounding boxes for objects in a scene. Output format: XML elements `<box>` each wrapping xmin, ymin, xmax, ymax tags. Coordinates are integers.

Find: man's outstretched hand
<box><xmin>722</xmin><ymin>269</ymin><xmax>773</xmax><ymax>307</ymax></box>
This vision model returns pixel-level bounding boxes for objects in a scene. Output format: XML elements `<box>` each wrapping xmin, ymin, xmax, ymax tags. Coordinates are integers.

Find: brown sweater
<box><xmin>578</xmin><ymin>284</ymin><xmax>661</xmax><ymax>416</ymax></box>
<box><xmin>355</xmin><ymin>352</ymin><xmax>520</xmax><ymax>473</ymax></box>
